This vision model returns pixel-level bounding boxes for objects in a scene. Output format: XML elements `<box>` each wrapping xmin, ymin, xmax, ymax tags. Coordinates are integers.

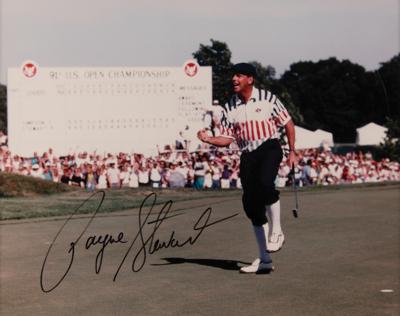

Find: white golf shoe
<box><xmin>239</xmin><ymin>258</ymin><xmax>274</xmax><ymax>274</ymax></box>
<box><xmin>267</xmin><ymin>232</ymin><xmax>285</xmax><ymax>253</ymax></box>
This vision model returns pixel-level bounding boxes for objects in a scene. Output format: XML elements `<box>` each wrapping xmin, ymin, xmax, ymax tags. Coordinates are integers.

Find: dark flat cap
<box><xmin>232</xmin><ymin>63</ymin><xmax>256</xmax><ymax>77</ymax></box>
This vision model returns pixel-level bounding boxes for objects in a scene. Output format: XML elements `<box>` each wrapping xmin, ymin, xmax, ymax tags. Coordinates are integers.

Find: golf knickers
<box><xmin>240</xmin><ymin>139</ymin><xmax>283</xmax><ymax>226</ymax></box>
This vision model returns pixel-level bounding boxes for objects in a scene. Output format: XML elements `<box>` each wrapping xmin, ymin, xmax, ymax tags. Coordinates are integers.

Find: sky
<box><xmin>0</xmin><ymin>0</ymin><xmax>399</xmax><ymax>84</ymax></box>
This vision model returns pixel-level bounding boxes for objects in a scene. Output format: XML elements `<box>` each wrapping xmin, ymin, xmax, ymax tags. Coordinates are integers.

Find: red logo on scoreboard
<box><xmin>184</xmin><ymin>62</ymin><xmax>198</xmax><ymax>77</ymax></box>
<box><xmin>22</xmin><ymin>62</ymin><xmax>38</xmax><ymax>78</ymax></box>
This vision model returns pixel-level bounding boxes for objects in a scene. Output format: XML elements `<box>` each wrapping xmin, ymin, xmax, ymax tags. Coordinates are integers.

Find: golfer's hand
<box><xmin>288</xmin><ymin>150</ymin><xmax>298</xmax><ymax>168</ymax></box>
<box><xmin>197</xmin><ymin>129</ymin><xmax>209</xmax><ymax>143</ymax></box>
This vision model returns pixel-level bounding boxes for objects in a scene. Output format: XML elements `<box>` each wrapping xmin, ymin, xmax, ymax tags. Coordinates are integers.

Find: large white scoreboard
<box><xmin>8</xmin><ymin>61</ymin><xmax>211</xmax><ymax>156</ymax></box>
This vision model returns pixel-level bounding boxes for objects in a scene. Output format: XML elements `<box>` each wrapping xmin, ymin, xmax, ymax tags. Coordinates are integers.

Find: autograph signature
<box><xmin>40</xmin><ymin>191</ymin><xmax>238</xmax><ymax>293</ymax></box>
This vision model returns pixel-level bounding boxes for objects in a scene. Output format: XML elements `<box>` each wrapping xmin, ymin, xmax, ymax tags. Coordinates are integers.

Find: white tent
<box><xmin>295</xmin><ymin>126</ymin><xmax>318</xmax><ymax>149</ymax></box>
<box><xmin>295</xmin><ymin>126</ymin><xmax>334</xmax><ymax>149</ymax></box>
<box><xmin>356</xmin><ymin>122</ymin><xmax>387</xmax><ymax>146</ymax></box>
<box><xmin>314</xmin><ymin>129</ymin><xmax>334</xmax><ymax>147</ymax></box>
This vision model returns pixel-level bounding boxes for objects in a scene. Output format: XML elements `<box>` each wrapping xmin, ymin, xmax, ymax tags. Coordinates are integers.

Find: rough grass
<box><xmin>0</xmin><ymin>172</ymin><xmax>76</xmax><ymax>197</ymax></box>
<box><xmin>0</xmin><ymin>172</ymin><xmax>398</xmax><ymax>221</ymax></box>
<box><xmin>0</xmin><ymin>173</ymin><xmax>240</xmax><ymax>220</ymax></box>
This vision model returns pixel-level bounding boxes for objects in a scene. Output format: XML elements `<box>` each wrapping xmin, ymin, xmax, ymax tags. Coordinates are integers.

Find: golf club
<box><xmin>291</xmin><ymin>165</ymin><xmax>299</xmax><ymax>218</ymax></box>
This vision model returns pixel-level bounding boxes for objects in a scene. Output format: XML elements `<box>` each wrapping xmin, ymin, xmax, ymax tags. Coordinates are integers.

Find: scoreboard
<box><xmin>8</xmin><ymin>61</ymin><xmax>211</xmax><ymax>156</ymax></box>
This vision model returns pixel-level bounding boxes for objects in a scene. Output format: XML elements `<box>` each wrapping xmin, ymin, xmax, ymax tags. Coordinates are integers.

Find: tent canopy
<box><xmin>356</xmin><ymin>122</ymin><xmax>387</xmax><ymax>146</ymax></box>
<box><xmin>295</xmin><ymin>126</ymin><xmax>334</xmax><ymax>149</ymax></box>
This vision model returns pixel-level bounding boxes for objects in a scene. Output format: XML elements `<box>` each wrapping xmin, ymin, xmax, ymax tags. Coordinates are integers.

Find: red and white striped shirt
<box><xmin>219</xmin><ymin>87</ymin><xmax>291</xmax><ymax>152</ymax></box>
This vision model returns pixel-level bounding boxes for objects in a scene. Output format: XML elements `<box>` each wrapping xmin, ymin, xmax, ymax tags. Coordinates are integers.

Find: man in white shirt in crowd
<box><xmin>107</xmin><ymin>162</ymin><xmax>120</xmax><ymax>188</ymax></box>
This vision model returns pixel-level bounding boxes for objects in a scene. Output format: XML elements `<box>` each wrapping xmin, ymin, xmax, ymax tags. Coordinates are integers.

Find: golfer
<box><xmin>197</xmin><ymin>63</ymin><xmax>297</xmax><ymax>273</ymax></box>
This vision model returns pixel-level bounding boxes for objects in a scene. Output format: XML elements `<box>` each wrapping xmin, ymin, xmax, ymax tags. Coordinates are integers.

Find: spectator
<box><xmin>31</xmin><ymin>164</ymin><xmax>43</xmax><ymax>179</ymax></box>
<box><xmin>52</xmin><ymin>167</ymin><xmax>60</xmax><ymax>183</ymax></box>
<box><xmin>107</xmin><ymin>162</ymin><xmax>120</xmax><ymax>188</ymax></box>
<box><xmin>301</xmin><ymin>159</ymin><xmax>313</xmax><ymax>185</ymax></box>
<box><xmin>276</xmin><ymin>162</ymin><xmax>288</xmax><ymax>188</ymax></box>
<box><xmin>96</xmin><ymin>167</ymin><xmax>108</xmax><ymax>189</ymax></box>
<box><xmin>193</xmin><ymin>156</ymin><xmax>206</xmax><ymax>189</ymax></box>
<box><xmin>168</xmin><ymin>163</ymin><xmax>186</xmax><ymax>188</ymax></box>
<box><xmin>176</xmin><ymin>161</ymin><xmax>189</xmax><ymax>181</ymax></box>
<box><xmin>318</xmin><ymin>163</ymin><xmax>332</xmax><ymax>185</ymax></box>
<box><xmin>150</xmin><ymin>163</ymin><xmax>162</xmax><ymax>188</ymax></box>
<box><xmin>61</xmin><ymin>168</ymin><xmax>72</xmax><ymax>185</ymax></box>
<box><xmin>210</xmin><ymin>161</ymin><xmax>221</xmax><ymax>189</ymax></box>
<box><xmin>84</xmin><ymin>165</ymin><xmax>97</xmax><ymax>191</ymax></box>
<box><xmin>220</xmin><ymin>165</ymin><xmax>231</xmax><ymax>189</ymax></box>
<box><xmin>42</xmin><ymin>164</ymin><xmax>53</xmax><ymax>181</ymax></box>
<box><xmin>230</xmin><ymin>163</ymin><xmax>239</xmax><ymax>188</ymax></box>
<box><xmin>128</xmin><ymin>167</ymin><xmax>139</xmax><ymax>188</ymax></box>
<box><xmin>71</xmin><ymin>168</ymin><xmax>85</xmax><ymax>188</ymax></box>
<box><xmin>186</xmin><ymin>164</ymin><xmax>195</xmax><ymax>188</ymax></box>
<box><xmin>119</xmin><ymin>164</ymin><xmax>131</xmax><ymax>188</ymax></box>
<box><xmin>204</xmin><ymin>169</ymin><xmax>213</xmax><ymax>189</ymax></box>
<box><xmin>138</xmin><ymin>165</ymin><xmax>150</xmax><ymax>186</ymax></box>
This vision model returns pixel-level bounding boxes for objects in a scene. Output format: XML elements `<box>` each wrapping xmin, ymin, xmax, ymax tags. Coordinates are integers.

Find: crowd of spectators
<box><xmin>0</xmin><ymin>131</ymin><xmax>399</xmax><ymax>190</ymax></box>
<box><xmin>277</xmin><ymin>148</ymin><xmax>399</xmax><ymax>187</ymax></box>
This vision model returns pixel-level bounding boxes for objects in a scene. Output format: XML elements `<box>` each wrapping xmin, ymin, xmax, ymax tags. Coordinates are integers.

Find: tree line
<box><xmin>193</xmin><ymin>39</ymin><xmax>399</xmax><ymax>144</ymax></box>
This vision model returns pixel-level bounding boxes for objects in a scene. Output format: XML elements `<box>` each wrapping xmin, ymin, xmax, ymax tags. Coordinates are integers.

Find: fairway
<box><xmin>0</xmin><ymin>184</ymin><xmax>399</xmax><ymax>316</ymax></box>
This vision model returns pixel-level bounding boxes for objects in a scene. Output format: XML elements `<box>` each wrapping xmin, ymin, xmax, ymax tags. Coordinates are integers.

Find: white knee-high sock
<box><xmin>266</xmin><ymin>200</ymin><xmax>282</xmax><ymax>234</ymax></box>
<box><xmin>253</xmin><ymin>226</ymin><xmax>272</xmax><ymax>263</ymax></box>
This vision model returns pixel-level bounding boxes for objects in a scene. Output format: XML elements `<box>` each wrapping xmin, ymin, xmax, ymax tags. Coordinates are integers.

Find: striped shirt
<box><xmin>219</xmin><ymin>87</ymin><xmax>291</xmax><ymax>152</ymax></box>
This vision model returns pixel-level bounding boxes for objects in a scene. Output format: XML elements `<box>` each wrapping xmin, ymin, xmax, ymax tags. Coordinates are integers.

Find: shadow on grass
<box><xmin>152</xmin><ymin>257</ymin><xmax>250</xmax><ymax>271</ymax></box>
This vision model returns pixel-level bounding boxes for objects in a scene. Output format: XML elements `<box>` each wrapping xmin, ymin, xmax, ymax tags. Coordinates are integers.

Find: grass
<box><xmin>0</xmin><ymin>172</ymin><xmax>398</xmax><ymax>221</ymax></box>
<box><xmin>0</xmin><ymin>172</ymin><xmax>76</xmax><ymax>197</ymax></box>
<box><xmin>0</xmin><ymin>173</ymin><xmax>240</xmax><ymax>220</ymax></box>
<box><xmin>0</xmin><ymin>189</ymin><xmax>240</xmax><ymax>221</ymax></box>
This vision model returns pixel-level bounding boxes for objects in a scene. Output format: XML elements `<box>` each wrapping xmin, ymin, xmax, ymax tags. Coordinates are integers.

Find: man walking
<box><xmin>197</xmin><ymin>63</ymin><xmax>297</xmax><ymax>273</ymax></box>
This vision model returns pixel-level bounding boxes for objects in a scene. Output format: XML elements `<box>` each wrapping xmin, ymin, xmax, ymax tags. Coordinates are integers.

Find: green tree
<box><xmin>379</xmin><ymin>117</ymin><xmax>400</xmax><ymax>161</ymax></box>
<box><xmin>249</xmin><ymin>61</ymin><xmax>304</xmax><ymax>125</ymax></box>
<box><xmin>0</xmin><ymin>84</ymin><xmax>6</xmax><ymax>133</ymax></box>
<box><xmin>280</xmin><ymin>58</ymin><xmax>381</xmax><ymax>142</ymax></box>
<box><xmin>249</xmin><ymin>61</ymin><xmax>276</xmax><ymax>87</ymax></box>
<box><xmin>192</xmin><ymin>39</ymin><xmax>233</xmax><ymax>105</ymax></box>
<box><xmin>375</xmin><ymin>53</ymin><xmax>400</xmax><ymax>120</ymax></box>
